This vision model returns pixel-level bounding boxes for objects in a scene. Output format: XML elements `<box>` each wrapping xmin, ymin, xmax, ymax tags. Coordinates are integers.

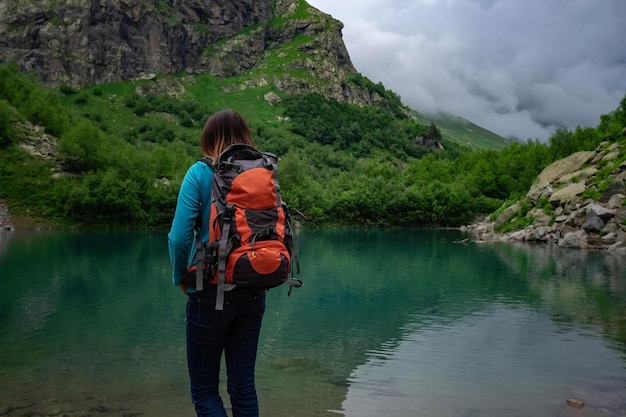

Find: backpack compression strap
<box><xmin>215</xmin><ymin>203</ymin><xmax>235</xmax><ymax>310</ymax></box>
<box><xmin>263</xmin><ymin>154</ymin><xmax>282</xmax><ymax>208</ymax></box>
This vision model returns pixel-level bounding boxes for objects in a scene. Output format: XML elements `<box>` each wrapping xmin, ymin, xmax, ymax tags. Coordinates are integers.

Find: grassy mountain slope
<box><xmin>412</xmin><ymin>111</ymin><xmax>509</xmax><ymax>151</ymax></box>
<box><xmin>67</xmin><ymin>71</ymin><xmax>508</xmax><ymax>153</ymax></box>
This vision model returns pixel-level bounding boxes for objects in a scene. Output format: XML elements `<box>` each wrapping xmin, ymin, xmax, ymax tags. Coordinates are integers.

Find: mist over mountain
<box><xmin>307</xmin><ymin>0</ymin><xmax>626</xmax><ymax>142</ymax></box>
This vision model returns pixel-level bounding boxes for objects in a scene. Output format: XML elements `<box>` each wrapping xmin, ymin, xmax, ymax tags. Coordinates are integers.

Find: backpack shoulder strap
<box><xmin>262</xmin><ymin>153</ymin><xmax>282</xmax><ymax>207</ymax></box>
<box><xmin>192</xmin><ymin>157</ymin><xmax>216</xmax><ymax>292</ymax></box>
<box><xmin>218</xmin><ymin>143</ymin><xmax>259</xmax><ymax>159</ymax></box>
<box><xmin>199</xmin><ymin>157</ymin><xmax>216</xmax><ymax>170</ymax></box>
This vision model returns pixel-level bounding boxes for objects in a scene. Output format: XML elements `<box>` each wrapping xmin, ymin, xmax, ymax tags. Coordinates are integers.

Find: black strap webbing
<box><xmin>215</xmin><ymin>207</ymin><xmax>234</xmax><ymax>310</ymax></box>
<box><xmin>194</xmin><ymin>229</ymin><xmax>204</xmax><ymax>291</ymax></box>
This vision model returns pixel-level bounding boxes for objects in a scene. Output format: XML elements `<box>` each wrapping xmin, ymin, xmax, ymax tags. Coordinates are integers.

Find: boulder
<box><xmin>559</xmin><ymin>231</ymin><xmax>589</xmax><ymax>249</ymax></box>
<box><xmin>494</xmin><ymin>202</ymin><xmax>521</xmax><ymax>229</ymax></box>
<box><xmin>264</xmin><ymin>91</ymin><xmax>282</xmax><ymax>104</ymax></box>
<box><xmin>535</xmin><ymin>151</ymin><xmax>595</xmax><ymax>185</ymax></box>
<box><xmin>607</xmin><ymin>193</ymin><xmax>624</xmax><ymax>209</ymax></box>
<box><xmin>599</xmin><ymin>179</ymin><xmax>626</xmax><ymax>203</ymax></box>
<box><xmin>558</xmin><ymin>167</ymin><xmax>597</xmax><ymax>183</ymax></box>
<box><xmin>615</xmin><ymin>207</ymin><xmax>626</xmax><ymax>223</ymax></box>
<box><xmin>586</xmin><ymin>203</ymin><xmax>616</xmax><ymax>220</ymax></box>
<box><xmin>549</xmin><ymin>182</ymin><xmax>586</xmax><ymax>206</ymax></box>
<box><xmin>582</xmin><ymin>215</ymin><xmax>604</xmax><ymax>232</ymax></box>
<box><xmin>526</xmin><ymin>182</ymin><xmax>553</xmax><ymax>204</ymax></box>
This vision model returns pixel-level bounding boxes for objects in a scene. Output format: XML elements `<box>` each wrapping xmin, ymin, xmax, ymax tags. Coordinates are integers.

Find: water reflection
<box><xmin>483</xmin><ymin>242</ymin><xmax>626</xmax><ymax>348</ymax></box>
<box><xmin>328</xmin><ymin>239</ymin><xmax>626</xmax><ymax>417</ymax></box>
<box><xmin>339</xmin><ymin>304</ymin><xmax>625</xmax><ymax>416</ymax></box>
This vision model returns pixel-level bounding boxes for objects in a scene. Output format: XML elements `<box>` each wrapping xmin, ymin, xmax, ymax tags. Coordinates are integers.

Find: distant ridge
<box><xmin>413</xmin><ymin>111</ymin><xmax>510</xmax><ymax>150</ymax></box>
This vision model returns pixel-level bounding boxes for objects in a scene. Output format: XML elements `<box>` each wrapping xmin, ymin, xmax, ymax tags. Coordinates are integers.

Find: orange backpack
<box><xmin>185</xmin><ymin>144</ymin><xmax>301</xmax><ymax>309</ymax></box>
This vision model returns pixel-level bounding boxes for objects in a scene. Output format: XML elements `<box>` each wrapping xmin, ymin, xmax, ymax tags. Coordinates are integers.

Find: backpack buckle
<box><xmin>223</xmin><ymin>204</ymin><xmax>235</xmax><ymax>222</ymax></box>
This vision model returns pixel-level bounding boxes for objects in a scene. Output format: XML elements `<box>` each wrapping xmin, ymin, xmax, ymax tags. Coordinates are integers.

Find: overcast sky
<box><xmin>306</xmin><ymin>0</ymin><xmax>626</xmax><ymax>142</ymax></box>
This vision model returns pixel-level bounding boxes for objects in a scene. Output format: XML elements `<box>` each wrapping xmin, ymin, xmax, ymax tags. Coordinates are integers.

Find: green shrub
<box><xmin>60</xmin><ymin>84</ymin><xmax>77</xmax><ymax>95</ymax></box>
<box><xmin>0</xmin><ymin>99</ymin><xmax>16</xmax><ymax>148</ymax></box>
<box><xmin>494</xmin><ymin>200</ymin><xmax>534</xmax><ymax>233</ymax></box>
<box><xmin>58</xmin><ymin>120</ymin><xmax>106</xmax><ymax>172</ymax></box>
<box><xmin>125</xmin><ymin>95</ymin><xmax>138</xmax><ymax>108</ymax></box>
<box><xmin>538</xmin><ymin>196</ymin><xmax>553</xmax><ymax>214</ymax></box>
<box><xmin>75</xmin><ymin>94</ymin><xmax>88</xmax><ymax>105</ymax></box>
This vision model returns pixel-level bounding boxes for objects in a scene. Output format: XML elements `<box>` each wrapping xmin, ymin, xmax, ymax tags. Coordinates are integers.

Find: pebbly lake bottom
<box><xmin>1</xmin><ymin>229</ymin><xmax>626</xmax><ymax>416</ymax></box>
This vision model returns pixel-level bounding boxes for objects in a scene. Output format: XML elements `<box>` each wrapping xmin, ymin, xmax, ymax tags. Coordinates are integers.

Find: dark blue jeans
<box><xmin>186</xmin><ymin>286</ymin><xmax>266</xmax><ymax>417</ymax></box>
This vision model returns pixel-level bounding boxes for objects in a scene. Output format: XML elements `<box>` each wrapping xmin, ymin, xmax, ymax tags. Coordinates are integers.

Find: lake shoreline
<box><xmin>3</xmin><ymin>199</ymin><xmax>625</xmax><ymax>254</ymax></box>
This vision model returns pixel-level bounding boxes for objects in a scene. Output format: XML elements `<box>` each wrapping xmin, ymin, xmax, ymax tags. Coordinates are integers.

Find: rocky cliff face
<box><xmin>0</xmin><ymin>0</ymin><xmax>375</xmax><ymax>104</ymax></box>
<box><xmin>465</xmin><ymin>140</ymin><xmax>626</xmax><ymax>252</ymax></box>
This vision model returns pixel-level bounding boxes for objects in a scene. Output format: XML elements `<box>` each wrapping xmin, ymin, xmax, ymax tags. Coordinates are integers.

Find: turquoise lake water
<box><xmin>1</xmin><ymin>229</ymin><xmax>625</xmax><ymax>416</ymax></box>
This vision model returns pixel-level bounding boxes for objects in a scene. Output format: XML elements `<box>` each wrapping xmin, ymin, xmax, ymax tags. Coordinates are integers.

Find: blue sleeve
<box><xmin>167</xmin><ymin>161</ymin><xmax>213</xmax><ymax>285</ymax></box>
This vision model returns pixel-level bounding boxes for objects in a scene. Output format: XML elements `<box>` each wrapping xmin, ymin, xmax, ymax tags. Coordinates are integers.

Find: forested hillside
<box><xmin>1</xmin><ymin>62</ymin><xmax>625</xmax><ymax>229</ymax></box>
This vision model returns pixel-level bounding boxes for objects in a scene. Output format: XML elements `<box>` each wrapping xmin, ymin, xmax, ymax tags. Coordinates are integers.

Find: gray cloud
<box><xmin>307</xmin><ymin>0</ymin><xmax>626</xmax><ymax>141</ymax></box>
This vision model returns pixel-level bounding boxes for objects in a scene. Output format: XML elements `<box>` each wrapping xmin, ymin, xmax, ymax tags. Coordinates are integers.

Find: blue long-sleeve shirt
<box><xmin>168</xmin><ymin>160</ymin><xmax>214</xmax><ymax>286</ymax></box>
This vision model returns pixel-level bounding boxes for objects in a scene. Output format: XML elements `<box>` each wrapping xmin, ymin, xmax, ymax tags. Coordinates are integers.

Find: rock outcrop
<box><xmin>464</xmin><ymin>141</ymin><xmax>626</xmax><ymax>251</ymax></box>
<box><xmin>1</xmin><ymin>0</ymin><xmax>270</xmax><ymax>85</ymax></box>
<box><xmin>0</xmin><ymin>0</ymin><xmax>383</xmax><ymax>105</ymax></box>
<box><xmin>0</xmin><ymin>201</ymin><xmax>14</xmax><ymax>231</ymax></box>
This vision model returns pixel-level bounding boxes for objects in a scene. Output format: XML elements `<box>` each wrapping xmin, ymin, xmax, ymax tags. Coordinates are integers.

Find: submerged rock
<box><xmin>566</xmin><ymin>399</ymin><xmax>585</xmax><ymax>409</ymax></box>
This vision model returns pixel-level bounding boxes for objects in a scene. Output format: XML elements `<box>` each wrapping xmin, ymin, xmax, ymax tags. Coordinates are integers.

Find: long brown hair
<box><xmin>200</xmin><ymin>109</ymin><xmax>255</xmax><ymax>157</ymax></box>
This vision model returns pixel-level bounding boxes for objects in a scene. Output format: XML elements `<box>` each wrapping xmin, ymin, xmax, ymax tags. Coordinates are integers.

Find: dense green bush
<box><xmin>0</xmin><ymin>62</ymin><xmax>70</xmax><ymax>137</ymax></box>
<box><xmin>0</xmin><ymin>99</ymin><xmax>16</xmax><ymax>148</ymax></box>
<box><xmin>283</xmin><ymin>93</ymin><xmax>428</xmax><ymax>159</ymax></box>
<box><xmin>58</xmin><ymin>120</ymin><xmax>107</xmax><ymax>172</ymax></box>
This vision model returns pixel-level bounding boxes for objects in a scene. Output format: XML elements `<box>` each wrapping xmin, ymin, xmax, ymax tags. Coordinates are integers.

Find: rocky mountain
<box><xmin>465</xmin><ymin>139</ymin><xmax>626</xmax><ymax>252</ymax></box>
<box><xmin>0</xmin><ymin>0</ymin><xmax>384</xmax><ymax>105</ymax></box>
